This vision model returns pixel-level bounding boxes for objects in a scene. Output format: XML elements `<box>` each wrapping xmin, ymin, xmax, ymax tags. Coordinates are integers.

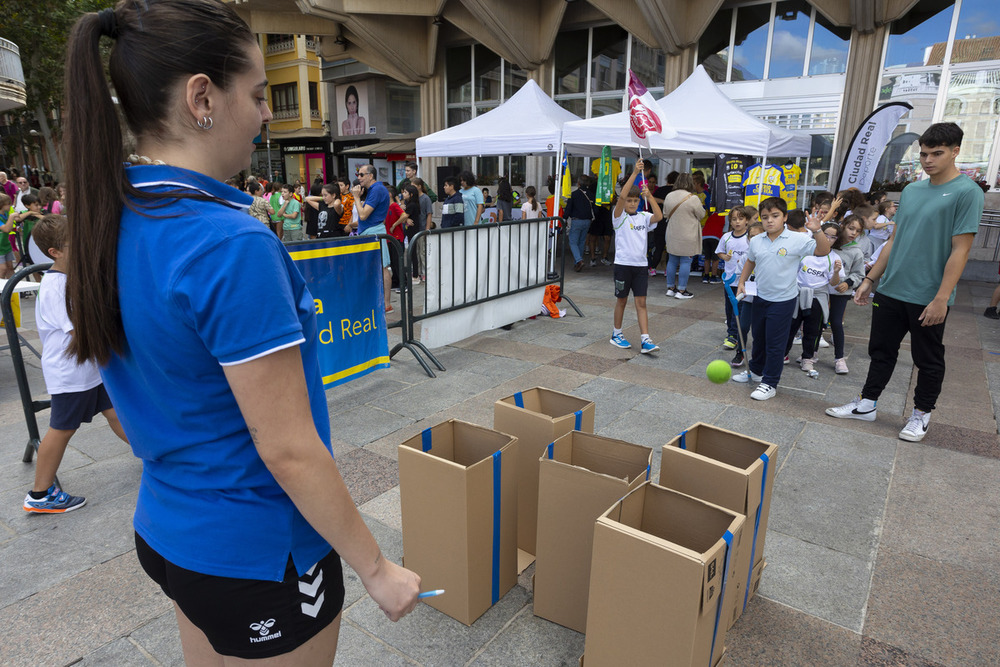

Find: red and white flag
<box><xmin>627</xmin><ymin>69</ymin><xmax>675</xmax><ymax>148</ymax></box>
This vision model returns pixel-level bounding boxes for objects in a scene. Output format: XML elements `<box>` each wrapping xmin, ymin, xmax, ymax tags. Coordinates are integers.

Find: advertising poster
<box><xmin>336</xmin><ymin>82</ymin><xmax>372</xmax><ymax>137</ymax></box>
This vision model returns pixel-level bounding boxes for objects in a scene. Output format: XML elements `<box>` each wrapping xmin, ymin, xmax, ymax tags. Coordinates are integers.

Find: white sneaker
<box><xmin>732</xmin><ymin>370</ymin><xmax>762</xmax><ymax>384</ymax></box>
<box><xmin>666</xmin><ymin>287</ymin><xmax>677</xmax><ymax>297</ymax></box>
<box><xmin>751</xmin><ymin>383</ymin><xmax>776</xmax><ymax>401</ymax></box>
<box><xmin>825</xmin><ymin>397</ymin><xmax>877</xmax><ymax>421</ymax></box>
<box><xmin>800</xmin><ymin>358</ymin><xmax>814</xmax><ymax>373</ymax></box>
<box><xmin>589</xmin><ymin>259</ymin><xmax>597</xmax><ymax>267</ymax></box>
<box><xmin>818</xmin><ymin>337</ymin><xmax>830</xmax><ymax>348</ymax></box>
<box><xmin>793</xmin><ymin>332</ymin><xmax>802</xmax><ymax>345</ymax></box>
<box><xmin>899</xmin><ymin>410</ymin><xmax>930</xmax><ymax>442</ymax></box>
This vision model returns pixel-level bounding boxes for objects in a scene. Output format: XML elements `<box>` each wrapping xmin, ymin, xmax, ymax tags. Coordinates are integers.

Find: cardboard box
<box><xmin>493</xmin><ymin>388</ymin><xmax>596</xmax><ymax>557</ymax></box>
<box><xmin>584</xmin><ymin>482</ymin><xmax>745</xmax><ymax>667</ymax></box>
<box><xmin>533</xmin><ymin>431</ymin><xmax>652</xmax><ymax>633</ymax></box>
<box><xmin>659</xmin><ymin>423</ymin><xmax>777</xmax><ymax>628</ymax></box>
<box><xmin>398</xmin><ymin>419</ymin><xmax>518</xmax><ymax>625</ymax></box>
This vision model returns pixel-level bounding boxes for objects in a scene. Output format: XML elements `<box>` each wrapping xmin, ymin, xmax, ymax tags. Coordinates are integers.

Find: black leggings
<box><xmin>828</xmin><ymin>294</ymin><xmax>850</xmax><ymax>358</ymax></box>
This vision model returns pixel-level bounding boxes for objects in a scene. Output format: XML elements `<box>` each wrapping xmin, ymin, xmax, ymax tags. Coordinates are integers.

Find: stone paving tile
<box><xmin>757</xmin><ymin>531</ymin><xmax>872</xmax><ymax>633</ymax></box>
<box><xmin>129</xmin><ymin>611</ymin><xmax>184</xmax><ymax>667</ymax></box>
<box><xmin>335</xmin><ymin>619</ymin><xmax>420</xmax><ymax>665</ymax></box>
<box><xmin>767</xmin><ymin>448</ymin><xmax>891</xmax><ymax>559</ymax></box>
<box><xmin>1</xmin><ymin>550</ymin><xmax>171</xmax><ymax>667</ymax></box>
<box><xmin>864</xmin><ymin>547</ymin><xmax>1000</xmax><ymax>667</ymax></box>
<box><xmin>794</xmin><ymin>421</ymin><xmax>898</xmax><ymax>470</ymax></box>
<box><xmin>709</xmin><ymin>405</ymin><xmax>806</xmax><ymax>474</ymax></box>
<box><xmin>453</xmin><ymin>335</ymin><xmax>567</xmax><ymax>364</ymax></box>
<box><xmin>724</xmin><ymin>596</ymin><xmax>861</xmax><ymax>667</ymax></box>
<box><xmin>880</xmin><ymin>443</ymin><xmax>1000</xmax><ymax>570</ymax></box>
<box><xmin>360</xmin><ymin>486</ymin><xmax>402</xmax><ymax>532</ymax></box>
<box><xmin>469</xmin><ymin>604</ymin><xmax>585</xmax><ymax>666</ymax></box>
<box><xmin>917</xmin><ymin>422</ymin><xmax>1000</xmax><ymax>458</ymax></box>
<box><xmin>547</xmin><ymin>351</ymin><xmax>627</xmax><ymax>376</ymax></box>
<box><xmin>337</xmin><ymin>447</ymin><xmax>400</xmax><ymax>507</ymax></box>
<box><xmin>77</xmin><ymin>637</ymin><xmax>154</xmax><ymax>666</ymax></box>
<box><xmin>859</xmin><ymin>636</ymin><xmax>947</xmax><ymax>667</ymax></box>
<box><xmin>345</xmin><ymin>585</ymin><xmax>531</xmax><ymax>667</ymax></box>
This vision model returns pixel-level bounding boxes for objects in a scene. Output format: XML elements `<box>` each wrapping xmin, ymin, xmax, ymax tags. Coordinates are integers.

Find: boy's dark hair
<box><xmin>443</xmin><ymin>176</ymin><xmax>459</xmax><ymax>191</ymax></box>
<box><xmin>20</xmin><ymin>193</ymin><xmax>40</xmax><ymax>207</ymax></box>
<box><xmin>757</xmin><ymin>196</ymin><xmax>786</xmax><ymax>215</ymax></box>
<box><xmin>877</xmin><ymin>199</ymin><xmax>894</xmax><ymax>215</ymax></box>
<box><xmin>405</xmin><ymin>162</ymin><xmax>417</xmax><ymax>172</ymax></box>
<box><xmin>919</xmin><ymin>122</ymin><xmax>963</xmax><ymax>148</ymax></box>
<box><xmin>626</xmin><ymin>186</ymin><xmax>641</xmax><ymax>198</ymax></box>
<box><xmin>866</xmin><ymin>190</ymin><xmax>886</xmax><ymax>205</ymax></box>
<box><xmin>853</xmin><ymin>204</ymin><xmax>875</xmax><ymax>220</ymax></box>
<box><xmin>809</xmin><ymin>191</ymin><xmax>834</xmax><ymax>210</ymax></box>
<box><xmin>247</xmin><ymin>181</ymin><xmax>262</xmax><ymax>195</ymax></box>
<box><xmin>280</xmin><ymin>183</ymin><xmax>292</xmax><ymax>192</ymax></box>
<box><xmin>786</xmin><ymin>209</ymin><xmax>806</xmax><ymax>229</ymax></box>
<box><xmin>33</xmin><ymin>214</ymin><xmax>69</xmax><ymax>260</ymax></box>
<box><xmin>666</xmin><ymin>171</ymin><xmax>679</xmax><ymax>185</ymax></box>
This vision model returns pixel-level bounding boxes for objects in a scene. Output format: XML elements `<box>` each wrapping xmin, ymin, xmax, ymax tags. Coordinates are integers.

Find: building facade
<box><xmin>233</xmin><ymin>0</ymin><xmax>1000</xmax><ymax>199</ymax></box>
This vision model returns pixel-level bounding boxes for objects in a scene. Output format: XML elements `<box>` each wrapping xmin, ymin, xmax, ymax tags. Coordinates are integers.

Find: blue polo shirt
<box><xmin>103</xmin><ymin>164</ymin><xmax>332</xmax><ymax>581</ymax></box>
<box><xmin>747</xmin><ymin>227</ymin><xmax>817</xmax><ymax>302</ymax></box>
<box><xmin>359</xmin><ymin>180</ymin><xmax>390</xmax><ymax>234</ymax></box>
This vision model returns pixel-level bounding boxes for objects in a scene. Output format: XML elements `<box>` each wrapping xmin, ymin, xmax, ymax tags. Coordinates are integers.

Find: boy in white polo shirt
<box><xmin>734</xmin><ymin>197</ymin><xmax>831</xmax><ymax>400</ymax></box>
<box><xmin>610</xmin><ymin>159</ymin><xmax>664</xmax><ymax>354</ymax></box>
<box><xmin>22</xmin><ymin>216</ymin><xmax>129</xmax><ymax>513</ymax></box>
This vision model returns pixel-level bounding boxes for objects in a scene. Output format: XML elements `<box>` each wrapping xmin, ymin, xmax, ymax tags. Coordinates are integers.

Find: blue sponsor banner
<box><xmin>288</xmin><ymin>237</ymin><xmax>389</xmax><ymax>388</ymax></box>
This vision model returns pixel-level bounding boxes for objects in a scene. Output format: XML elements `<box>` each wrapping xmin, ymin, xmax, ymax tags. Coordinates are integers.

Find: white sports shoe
<box><xmin>750</xmin><ymin>383</ymin><xmax>776</xmax><ymax>401</ymax></box>
<box><xmin>825</xmin><ymin>397</ymin><xmax>877</xmax><ymax>421</ymax></box>
<box><xmin>898</xmin><ymin>411</ymin><xmax>930</xmax><ymax>442</ymax></box>
<box><xmin>818</xmin><ymin>337</ymin><xmax>830</xmax><ymax>348</ymax></box>
<box><xmin>732</xmin><ymin>370</ymin><xmax>762</xmax><ymax>384</ymax></box>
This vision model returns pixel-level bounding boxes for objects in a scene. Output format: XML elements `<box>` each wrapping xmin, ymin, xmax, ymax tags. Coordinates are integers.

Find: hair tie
<box><xmin>98</xmin><ymin>8</ymin><xmax>120</xmax><ymax>38</ymax></box>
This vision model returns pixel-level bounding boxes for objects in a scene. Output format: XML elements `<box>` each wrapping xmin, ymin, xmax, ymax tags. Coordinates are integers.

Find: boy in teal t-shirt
<box><xmin>827</xmin><ymin>122</ymin><xmax>984</xmax><ymax>443</ymax></box>
<box><xmin>277</xmin><ymin>184</ymin><xmax>303</xmax><ymax>242</ymax></box>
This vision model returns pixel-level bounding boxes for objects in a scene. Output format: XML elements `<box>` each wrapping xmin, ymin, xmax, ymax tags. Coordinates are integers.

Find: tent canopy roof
<box><xmin>415</xmin><ymin>78</ymin><xmax>581</xmax><ymax>158</ymax></box>
<box><xmin>561</xmin><ymin>66</ymin><xmax>812</xmax><ymax>159</ymax></box>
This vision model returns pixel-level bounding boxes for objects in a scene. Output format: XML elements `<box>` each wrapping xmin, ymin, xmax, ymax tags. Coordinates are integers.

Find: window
<box><xmin>590</xmin><ymin>26</ymin><xmax>628</xmax><ymax>93</ymax></box>
<box><xmin>944</xmin><ymin>98</ymin><xmax>964</xmax><ymax>115</ymax></box>
<box><xmin>732</xmin><ymin>4</ymin><xmax>771</xmax><ymax>81</ymax></box>
<box><xmin>387</xmin><ymin>83</ymin><xmax>420</xmax><ymax>134</ymax></box>
<box><xmin>809</xmin><ymin>11</ymin><xmax>850</xmax><ymax>75</ymax></box>
<box><xmin>698</xmin><ymin>10</ymin><xmax>734</xmax><ymax>83</ymax></box>
<box><xmin>952</xmin><ymin>0</ymin><xmax>1000</xmax><ymax>64</ymax></box>
<box><xmin>308</xmin><ymin>82</ymin><xmax>319</xmax><ymax>119</ymax></box>
<box><xmin>446</xmin><ymin>44</ymin><xmax>523</xmax><ymax>128</ymax></box>
<box><xmin>271</xmin><ymin>83</ymin><xmax>298</xmax><ymax>120</ymax></box>
<box><xmin>447</xmin><ymin>45</ymin><xmax>472</xmax><ymax>105</ymax></box>
<box><xmin>265</xmin><ymin>34</ymin><xmax>295</xmax><ymax>55</ymax></box>
<box><xmin>555</xmin><ymin>29</ymin><xmax>589</xmax><ymax>95</ymax></box>
<box><xmin>884</xmin><ymin>0</ymin><xmax>954</xmax><ymax>69</ymax></box>
<box><xmin>940</xmin><ymin>68</ymin><xmax>1000</xmax><ymax>182</ymax></box>
<box><xmin>505</xmin><ymin>64</ymin><xmax>526</xmax><ymax>99</ymax></box>
<box><xmin>768</xmin><ymin>1</ymin><xmax>811</xmax><ymax>79</ymax></box>
<box><xmin>475</xmin><ymin>45</ymin><xmax>502</xmax><ymax>102</ymax></box>
<box><xmin>631</xmin><ymin>36</ymin><xmax>666</xmax><ymax>91</ymax></box>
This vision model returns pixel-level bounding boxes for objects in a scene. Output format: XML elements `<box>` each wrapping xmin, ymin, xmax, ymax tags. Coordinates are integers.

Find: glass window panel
<box><xmin>475</xmin><ymin>103</ymin><xmax>498</xmax><ymax>117</ymax></box>
<box><xmin>447</xmin><ymin>106</ymin><xmax>471</xmax><ymax>128</ymax></box>
<box><xmin>874</xmin><ymin>71</ymin><xmax>942</xmax><ymax>184</ymax></box>
<box><xmin>591</xmin><ymin>25</ymin><xmax>628</xmax><ymax>93</ymax></box>
<box><xmin>951</xmin><ymin>0</ymin><xmax>1000</xmax><ymax>64</ymax></box>
<box><xmin>505</xmin><ymin>64</ymin><xmax>527</xmax><ymax>99</ymax></box>
<box><xmin>447</xmin><ymin>45</ymin><xmax>472</xmax><ymax>104</ymax></box>
<box><xmin>698</xmin><ymin>9</ymin><xmax>734</xmax><ymax>83</ymax></box>
<box><xmin>555</xmin><ymin>29</ymin><xmax>589</xmax><ymax>95</ymax></box>
<box><xmin>477</xmin><ymin>157</ymin><xmax>500</xmax><ymax>185</ymax></box>
<box><xmin>769</xmin><ymin>0</ymin><xmax>811</xmax><ymax>78</ymax></box>
<box><xmin>509</xmin><ymin>156</ymin><xmax>526</xmax><ymax>186</ymax></box>
<box><xmin>940</xmin><ymin>68</ymin><xmax>1000</xmax><ymax>183</ymax></box>
<box><xmin>387</xmin><ymin>83</ymin><xmax>420</xmax><ymax>134</ymax></box>
<box><xmin>475</xmin><ymin>45</ymin><xmax>502</xmax><ymax>102</ymax></box>
<box><xmin>630</xmin><ymin>36</ymin><xmax>665</xmax><ymax>89</ymax></box>
<box><xmin>591</xmin><ymin>96</ymin><xmax>624</xmax><ymax>119</ymax></box>
<box><xmin>809</xmin><ymin>10</ymin><xmax>850</xmax><ymax>75</ymax></box>
<box><xmin>732</xmin><ymin>4</ymin><xmax>770</xmax><ymax>81</ymax></box>
<box><xmin>884</xmin><ymin>0</ymin><xmax>954</xmax><ymax>69</ymax></box>
<box><xmin>556</xmin><ymin>97</ymin><xmax>586</xmax><ymax>118</ymax></box>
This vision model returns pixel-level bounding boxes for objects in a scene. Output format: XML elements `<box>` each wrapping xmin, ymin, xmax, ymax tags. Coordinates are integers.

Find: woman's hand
<box><xmin>363</xmin><ymin>558</ymin><xmax>421</xmax><ymax>622</ymax></box>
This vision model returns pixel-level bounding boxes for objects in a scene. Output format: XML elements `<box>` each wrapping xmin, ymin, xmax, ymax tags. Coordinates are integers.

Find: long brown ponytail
<box><xmin>63</xmin><ymin>0</ymin><xmax>256</xmax><ymax>365</ymax></box>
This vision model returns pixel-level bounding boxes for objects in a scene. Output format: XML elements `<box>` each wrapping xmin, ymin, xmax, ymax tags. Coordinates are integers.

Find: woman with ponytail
<box><xmin>63</xmin><ymin>2</ymin><xmax>419</xmax><ymax>662</ymax></box>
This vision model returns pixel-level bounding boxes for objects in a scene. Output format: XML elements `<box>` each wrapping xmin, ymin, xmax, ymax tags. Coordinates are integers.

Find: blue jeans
<box><xmin>568</xmin><ymin>218</ymin><xmax>591</xmax><ymax>263</ymax></box>
<box><xmin>665</xmin><ymin>254</ymin><xmax>692</xmax><ymax>290</ymax></box>
<box><xmin>748</xmin><ymin>296</ymin><xmax>796</xmax><ymax>387</ymax></box>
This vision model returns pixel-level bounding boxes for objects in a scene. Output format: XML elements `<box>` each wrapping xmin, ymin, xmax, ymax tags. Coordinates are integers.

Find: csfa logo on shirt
<box><xmin>630</xmin><ymin>221</ymin><xmax>647</xmax><ymax>232</ymax></box>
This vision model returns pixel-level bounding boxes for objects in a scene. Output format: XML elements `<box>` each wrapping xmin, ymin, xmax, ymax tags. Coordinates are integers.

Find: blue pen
<box><xmin>418</xmin><ymin>589</ymin><xmax>445</xmax><ymax>599</ymax></box>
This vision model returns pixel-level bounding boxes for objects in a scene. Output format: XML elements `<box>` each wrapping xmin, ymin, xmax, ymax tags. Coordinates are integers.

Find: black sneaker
<box><xmin>730</xmin><ymin>350</ymin><xmax>745</xmax><ymax>367</ymax></box>
<box><xmin>985</xmin><ymin>306</ymin><xmax>1000</xmax><ymax>320</ymax></box>
<box><xmin>702</xmin><ymin>275</ymin><xmax>710</xmax><ymax>284</ymax></box>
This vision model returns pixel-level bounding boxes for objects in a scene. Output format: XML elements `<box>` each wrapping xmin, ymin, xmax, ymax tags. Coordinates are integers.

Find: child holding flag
<box><xmin>610</xmin><ymin>159</ymin><xmax>663</xmax><ymax>354</ymax></box>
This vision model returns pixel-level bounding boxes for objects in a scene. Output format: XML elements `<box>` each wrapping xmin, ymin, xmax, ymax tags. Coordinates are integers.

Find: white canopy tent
<box><xmin>560</xmin><ymin>66</ymin><xmax>812</xmax><ymax>159</ymax></box>
<box><xmin>416</xmin><ymin>78</ymin><xmax>582</xmax><ymax>158</ymax></box>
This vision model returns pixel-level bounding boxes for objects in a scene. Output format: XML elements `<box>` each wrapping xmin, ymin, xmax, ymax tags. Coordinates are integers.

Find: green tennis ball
<box><xmin>706</xmin><ymin>359</ymin><xmax>732</xmax><ymax>384</ymax></box>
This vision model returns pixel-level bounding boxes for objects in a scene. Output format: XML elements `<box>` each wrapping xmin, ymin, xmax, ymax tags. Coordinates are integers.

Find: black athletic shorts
<box><xmin>613</xmin><ymin>264</ymin><xmax>648</xmax><ymax>298</ymax></box>
<box><xmin>702</xmin><ymin>238</ymin><xmax>720</xmax><ymax>256</ymax></box>
<box><xmin>135</xmin><ymin>533</ymin><xmax>345</xmax><ymax>659</ymax></box>
<box><xmin>49</xmin><ymin>384</ymin><xmax>113</xmax><ymax>430</ymax></box>
<box><xmin>590</xmin><ymin>207</ymin><xmax>613</xmax><ymax>236</ymax></box>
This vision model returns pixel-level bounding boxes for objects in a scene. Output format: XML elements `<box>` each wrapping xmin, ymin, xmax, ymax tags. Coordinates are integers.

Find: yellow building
<box><xmin>255</xmin><ymin>33</ymin><xmax>331</xmax><ymax>187</ymax></box>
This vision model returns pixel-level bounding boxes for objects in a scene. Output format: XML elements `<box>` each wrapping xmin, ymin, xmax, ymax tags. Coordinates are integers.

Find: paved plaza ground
<box><xmin>2</xmin><ymin>265</ymin><xmax>999</xmax><ymax>666</ymax></box>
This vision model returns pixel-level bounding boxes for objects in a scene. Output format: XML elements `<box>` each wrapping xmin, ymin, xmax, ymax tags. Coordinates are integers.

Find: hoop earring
<box><xmin>197</xmin><ymin>116</ymin><xmax>213</xmax><ymax>130</ymax></box>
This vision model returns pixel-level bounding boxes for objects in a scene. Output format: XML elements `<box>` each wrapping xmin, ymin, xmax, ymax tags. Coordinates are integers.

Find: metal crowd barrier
<box><xmin>2</xmin><ymin>262</ymin><xmax>54</xmax><ymax>473</ymax></box>
<box><xmin>976</xmin><ymin>209</ymin><xmax>1000</xmax><ymax>262</ymax></box>
<box><xmin>400</xmin><ymin>216</ymin><xmax>582</xmax><ymax>377</ymax></box>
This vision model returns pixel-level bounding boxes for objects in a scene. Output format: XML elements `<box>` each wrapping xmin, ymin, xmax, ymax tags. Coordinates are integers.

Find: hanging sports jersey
<box><xmin>742</xmin><ymin>163</ymin><xmax>785</xmax><ymax>208</ymax></box>
<box><xmin>711</xmin><ymin>154</ymin><xmax>750</xmax><ymax>213</ymax></box>
<box><xmin>781</xmin><ymin>163</ymin><xmax>802</xmax><ymax>208</ymax></box>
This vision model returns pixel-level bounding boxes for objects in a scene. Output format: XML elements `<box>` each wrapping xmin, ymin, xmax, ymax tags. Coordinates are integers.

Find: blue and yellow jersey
<box><xmin>781</xmin><ymin>163</ymin><xmax>802</xmax><ymax>208</ymax></box>
<box><xmin>742</xmin><ymin>163</ymin><xmax>785</xmax><ymax>208</ymax></box>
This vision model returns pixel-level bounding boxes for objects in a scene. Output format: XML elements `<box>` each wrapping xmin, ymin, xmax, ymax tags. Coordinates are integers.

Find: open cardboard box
<box><xmin>398</xmin><ymin>419</ymin><xmax>517</xmax><ymax>626</ymax></box>
<box><xmin>494</xmin><ymin>387</ymin><xmax>595</xmax><ymax>565</ymax></box>
<box><xmin>533</xmin><ymin>431</ymin><xmax>652</xmax><ymax>633</ymax></box>
<box><xmin>660</xmin><ymin>423</ymin><xmax>777</xmax><ymax>628</ymax></box>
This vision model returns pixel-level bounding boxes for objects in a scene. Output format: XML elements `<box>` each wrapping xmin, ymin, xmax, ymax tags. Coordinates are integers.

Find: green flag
<box><xmin>596</xmin><ymin>145</ymin><xmax>613</xmax><ymax>205</ymax></box>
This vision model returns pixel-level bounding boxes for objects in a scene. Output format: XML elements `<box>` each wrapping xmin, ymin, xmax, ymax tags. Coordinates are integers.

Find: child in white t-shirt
<box><xmin>22</xmin><ymin>216</ymin><xmax>128</xmax><ymax>514</ymax></box>
<box><xmin>610</xmin><ymin>160</ymin><xmax>663</xmax><ymax>354</ymax></box>
<box><xmin>717</xmin><ymin>206</ymin><xmax>752</xmax><ymax>362</ymax></box>
<box><xmin>784</xmin><ymin>239</ymin><xmax>840</xmax><ymax>374</ymax></box>
<box><xmin>869</xmin><ymin>199</ymin><xmax>895</xmax><ymax>250</ymax></box>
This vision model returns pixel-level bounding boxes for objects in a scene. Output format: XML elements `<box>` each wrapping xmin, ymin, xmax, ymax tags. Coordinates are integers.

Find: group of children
<box><xmin>609</xmin><ymin>172</ymin><xmax>896</xmax><ymax>402</ymax></box>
